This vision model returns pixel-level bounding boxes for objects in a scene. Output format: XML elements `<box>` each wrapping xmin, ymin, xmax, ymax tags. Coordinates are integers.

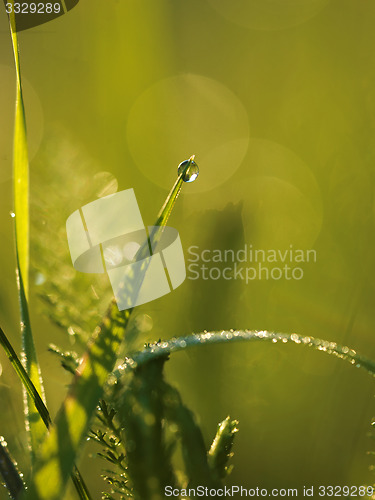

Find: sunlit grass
<box><xmin>1</xmin><ymin>3</ymin><xmax>375</xmax><ymax>499</ymax></box>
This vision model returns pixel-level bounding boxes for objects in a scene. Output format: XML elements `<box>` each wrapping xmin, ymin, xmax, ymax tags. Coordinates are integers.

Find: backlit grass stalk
<box><xmin>6</xmin><ymin>6</ymin><xmax>92</xmax><ymax>498</ymax></box>
<box><xmin>116</xmin><ymin>330</ymin><xmax>375</xmax><ymax>377</ymax></box>
<box><xmin>23</xmin><ymin>159</ymin><xmax>195</xmax><ymax>500</ymax></box>
<box><xmin>8</xmin><ymin>0</ymin><xmax>48</xmax><ymax>464</ymax></box>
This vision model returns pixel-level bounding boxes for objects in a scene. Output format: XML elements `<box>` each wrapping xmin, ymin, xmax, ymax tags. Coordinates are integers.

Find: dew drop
<box><xmin>106</xmin><ymin>374</ymin><xmax>117</xmax><ymax>386</ymax></box>
<box><xmin>68</xmin><ymin>327</ymin><xmax>76</xmax><ymax>337</ymax></box>
<box><xmin>178</xmin><ymin>158</ymin><xmax>199</xmax><ymax>183</ymax></box>
<box><xmin>10</xmin><ymin>212</ymin><xmax>15</xmax><ymax>218</ymax></box>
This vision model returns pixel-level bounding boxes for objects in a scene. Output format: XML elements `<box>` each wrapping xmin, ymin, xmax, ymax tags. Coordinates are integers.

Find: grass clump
<box><xmin>1</xmin><ymin>4</ymin><xmax>375</xmax><ymax>500</ymax></box>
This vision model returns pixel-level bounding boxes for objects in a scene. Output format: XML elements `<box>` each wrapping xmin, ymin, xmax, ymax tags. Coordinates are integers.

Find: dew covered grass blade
<box><xmin>116</xmin><ymin>330</ymin><xmax>375</xmax><ymax>377</ymax></box>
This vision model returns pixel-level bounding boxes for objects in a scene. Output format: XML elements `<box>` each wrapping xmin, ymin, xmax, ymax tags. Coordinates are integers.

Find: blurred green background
<box><xmin>1</xmin><ymin>0</ymin><xmax>375</xmax><ymax>497</ymax></box>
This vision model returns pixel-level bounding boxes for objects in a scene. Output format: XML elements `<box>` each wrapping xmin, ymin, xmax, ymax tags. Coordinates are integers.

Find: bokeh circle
<box><xmin>126</xmin><ymin>74</ymin><xmax>250</xmax><ymax>194</ymax></box>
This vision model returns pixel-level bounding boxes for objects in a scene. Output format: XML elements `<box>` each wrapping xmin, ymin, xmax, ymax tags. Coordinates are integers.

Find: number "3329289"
<box><xmin>5</xmin><ymin>3</ymin><xmax>62</xmax><ymax>14</ymax></box>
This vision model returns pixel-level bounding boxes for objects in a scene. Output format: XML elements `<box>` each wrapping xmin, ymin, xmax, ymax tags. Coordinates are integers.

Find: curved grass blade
<box><xmin>8</xmin><ymin>2</ymin><xmax>47</xmax><ymax>465</ymax></box>
<box><xmin>23</xmin><ymin>158</ymin><xmax>195</xmax><ymax>500</ymax></box>
<box><xmin>115</xmin><ymin>330</ymin><xmax>375</xmax><ymax>377</ymax></box>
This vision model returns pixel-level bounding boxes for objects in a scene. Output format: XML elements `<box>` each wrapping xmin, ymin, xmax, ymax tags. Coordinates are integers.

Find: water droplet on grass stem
<box><xmin>178</xmin><ymin>156</ymin><xmax>199</xmax><ymax>182</ymax></box>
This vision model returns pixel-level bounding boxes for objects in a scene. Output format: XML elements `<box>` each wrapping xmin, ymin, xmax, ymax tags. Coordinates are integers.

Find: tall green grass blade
<box><xmin>7</xmin><ymin>3</ymin><xmax>48</xmax><ymax>465</ymax></box>
<box><xmin>16</xmin><ymin>255</ymin><xmax>47</xmax><ymax>464</ymax></box>
<box><xmin>6</xmin><ymin>7</ymin><xmax>92</xmax><ymax>498</ymax></box>
<box><xmin>116</xmin><ymin>330</ymin><xmax>375</xmax><ymax>377</ymax></box>
<box><xmin>8</xmin><ymin>3</ymin><xmax>28</xmax><ymax>292</ymax></box>
<box><xmin>23</xmin><ymin>159</ymin><xmax>194</xmax><ymax>500</ymax></box>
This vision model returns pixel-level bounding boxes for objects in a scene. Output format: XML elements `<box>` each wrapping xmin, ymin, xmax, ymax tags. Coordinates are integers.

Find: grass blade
<box><xmin>8</xmin><ymin>3</ymin><xmax>48</xmax><ymax>464</ymax></box>
<box><xmin>23</xmin><ymin>158</ymin><xmax>195</xmax><ymax>500</ymax></box>
<box><xmin>70</xmin><ymin>466</ymin><xmax>92</xmax><ymax>500</ymax></box>
<box><xmin>117</xmin><ymin>330</ymin><xmax>375</xmax><ymax>377</ymax></box>
<box><xmin>16</xmin><ymin>254</ymin><xmax>48</xmax><ymax>464</ymax></box>
<box><xmin>208</xmin><ymin>416</ymin><xmax>239</xmax><ymax>481</ymax></box>
<box><xmin>8</xmin><ymin>4</ymin><xmax>28</xmax><ymax>291</ymax></box>
<box><xmin>0</xmin><ymin>436</ymin><xmax>24</xmax><ymax>499</ymax></box>
<box><xmin>161</xmin><ymin>381</ymin><xmax>218</xmax><ymax>488</ymax></box>
<box><xmin>6</xmin><ymin>6</ymin><xmax>92</xmax><ymax>498</ymax></box>
<box><xmin>0</xmin><ymin>325</ymin><xmax>50</xmax><ymax>428</ymax></box>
